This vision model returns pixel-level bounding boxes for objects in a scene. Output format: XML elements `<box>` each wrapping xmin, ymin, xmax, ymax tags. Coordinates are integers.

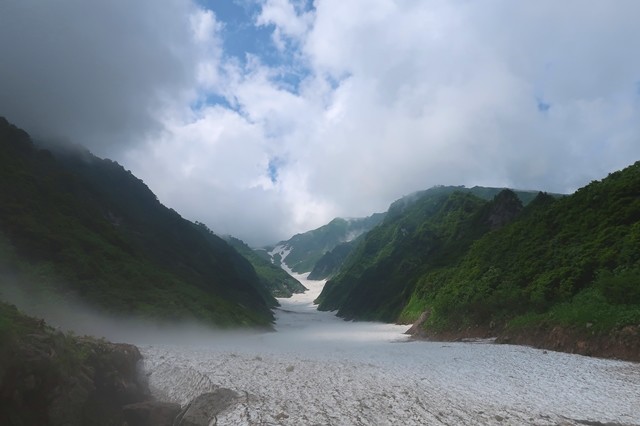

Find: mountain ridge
<box><xmin>312</xmin><ymin>163</ymin><xmax>640</xmax><ymax>360</ymax></box>
<box><xmin>266</xmin><ymin>213</ymin><xmax>386</xmax><ymax>274</ymax></box>
<box><xmin>0</xmin><ymin>116</ymin><xmax>276</xmax><ymax>327</ymax></box>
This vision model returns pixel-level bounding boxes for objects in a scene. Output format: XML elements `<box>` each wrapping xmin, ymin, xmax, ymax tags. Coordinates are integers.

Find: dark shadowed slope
<box><xmin>225</xmin><ymin>236</ymin><xmax>306</xmax><ymax>298</ymax></box>
<box><xmin>0</xmin><ymin>116</ymin><xmax>275</xmax><ymax>327</ymax></box>
<box><xmin>268</xmin><ymin>213</ymin><xmax>386</xmax><ymax>274</ymax></box>
<box><xmin>316</xmin><ymin>188</ymin><xmax>523</xmax><ymax>320</ymax></box>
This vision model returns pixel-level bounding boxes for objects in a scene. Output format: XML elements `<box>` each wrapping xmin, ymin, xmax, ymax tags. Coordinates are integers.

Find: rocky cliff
<box><xmin>0</xmin><ymin>302</ymin><xmax>180</xmax><ymax>425</ymax></box>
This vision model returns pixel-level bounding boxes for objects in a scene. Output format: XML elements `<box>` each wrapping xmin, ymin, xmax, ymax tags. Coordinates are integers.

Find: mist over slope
<box><xmin>316</xmin><ymin>187</ymin><xmax>526</xmax><ymax>319</ymax></box>
<box><xmin>0</xmin><ymin>117</ymin><xmax>275</xmax><ymax>327</ymax></box>
<box><xmin>306</xmin><ymin>186</ymin><xmax>556</xmax><ymax>281</ymax></box>
<box><xmin>225</xmin><ymin>236</ymin><xmax>307</xmax><ymax>298</ymax></box>
<box><xmin>267</xmin><ymin>213</ymin><xmax>386</xmax><ymax>274</ymax></box>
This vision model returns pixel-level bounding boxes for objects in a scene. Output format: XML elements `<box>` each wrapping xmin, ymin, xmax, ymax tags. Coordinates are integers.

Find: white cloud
<box><xmin>4</xmin><ymin>0</ymin><xmax>640</xmax><ymax>246</ymax></box>
<box><xmin>0</xmin><ymin>0</ymin><xmax>200</xmax><ymax>157</ymax></box>
<box><xmin>256</xmin><ymin>0</ymin><xmax>314</xmax><ymax>50</ymax></box>
<box><xmin>137</xmin><ymin>0</ymin><xmax>640</xmax><ymax>245</ymax></box>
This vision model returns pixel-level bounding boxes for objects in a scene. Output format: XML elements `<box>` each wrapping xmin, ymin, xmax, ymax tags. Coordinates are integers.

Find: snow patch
<box><xmin>140</xmin><ymin>272</ymin><xmax>640</xmax><ymax>425</ymax></box>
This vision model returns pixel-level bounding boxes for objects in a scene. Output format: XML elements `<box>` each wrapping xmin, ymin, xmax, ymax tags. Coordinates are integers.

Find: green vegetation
<box><xmin>316</xmin><ymin>187</ymin><xmax>523</xmax><ymax>320</ymax></box>
<box><xmin>308</xmin><ymin>240</ymin><xmax>359</xmax><ymax>280</ymax></box>
<box><xmin>225</xmin><ymin>236</ymin><xmax>306</xmax><ymax>297</ymax></box>
<box><xmin>0</xmin><ymin>301</ymin><xmax>148</xmax><ymax>425</ymax></box>
<box><xmin>273</xmin><ymin>214</ymin><xmax>386</xmax><ymax>273</ymax></box>
<box><xmin>0</xmin><ymin>117</ymin><xmax>275</xmax><ymax>327</ymax></box>
<box><xmin>317</xmin><ymin>170</ymin><xmax>640</xmax><ymax>336</ymax></box>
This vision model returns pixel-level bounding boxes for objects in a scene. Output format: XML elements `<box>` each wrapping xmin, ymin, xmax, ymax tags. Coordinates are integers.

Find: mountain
<box><xmin>267</xmin><ymin>213</ymin><xmax>386</xmax><ymax>274</ymax></box>
<box><xmin>305</xmin><ymin>186</ymin><xmax>548</xmax><ymax>282</ymax></box>
<box><xmin>315</xmin><ymin>170</ymin><xmax>640</xmax><ymax>354</ymax></box>
<box><xmin>307</xmin><ymin>240</ymin><xmax>358</xmax><ymax>280</ymax></box>
<box><xmin>0</xmin><ymin>117</ymin><xmax>276</xmax><ymax>327</ymax></box>
<box><xmin>315</xmin><ymin>186</ymin><xmax>526</xmax><ymax>320</ymax></box>
<box><xmin>225</xmin><ymin>236</ymin><xmax>307</xmax><ymax>297</ymax></box>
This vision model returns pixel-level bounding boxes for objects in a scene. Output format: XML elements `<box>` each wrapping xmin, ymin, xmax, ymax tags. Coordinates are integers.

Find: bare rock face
<box><xmin>174</xmin><ymin>388</ymin><xmax>241</xmax><ymax>426</ymax></box>
<box><xmin>486</xmin><ymin>189</ymin><xmax>523</xmax><ymax>229</ymax></box>
<box><xmin>404</xmin><ymin>310</ymin><xmax>431</xmax><ymax>337</ymax></box>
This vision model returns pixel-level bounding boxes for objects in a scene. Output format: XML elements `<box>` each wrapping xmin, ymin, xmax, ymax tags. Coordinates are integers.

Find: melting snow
<box><xmin>140</xmin><ymin>273</ymin><xmax>640</xmax><ymax>425</ymax></box>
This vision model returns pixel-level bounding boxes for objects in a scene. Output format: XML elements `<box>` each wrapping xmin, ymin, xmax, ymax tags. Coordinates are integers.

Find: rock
<box><xmin>174</xmin><ymin>388</ymin><xmax>240</xmax><ymax>426</ymax></box>
<box><xmin>275</xmin><ymin>412</ymin><xmax>289</xmax><ymax>420</ymax></box>
<box><xmin>499</xmin><ymin>336</ymin><xmax>512</xmax><ymax>344</ymax></box>
<box><xmin>0</xmin><ymin>322</ymin><xmax>149</xmax><ymax>426</ymax></box>
<box><xmin>486</xmin><ymin>190</ymin><xmax>523</xmax><ymax>229</ymax></box>
<box><xmin>285</xmin><ymin>365</ymin><xmax>295</xmax><ymax>373</ymax></box>
<box><xmin>123</xmin><ymin>400</ymin><xmax>181</xmax><ymax>426</ymax></box>
<box><xmin>404</xmin><ymin>310</ymin><xmax>431</xmax><ymax>337</ymax></box>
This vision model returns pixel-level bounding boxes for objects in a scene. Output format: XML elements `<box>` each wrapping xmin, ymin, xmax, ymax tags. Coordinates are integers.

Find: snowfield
<box><xmin>140</xmin><ymin>273</ymin><xmax>640</xmax><ymax>425</ymax></box>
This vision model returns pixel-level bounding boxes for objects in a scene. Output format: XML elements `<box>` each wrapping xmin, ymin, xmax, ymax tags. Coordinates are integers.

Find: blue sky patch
<box><xmin>536</xmin><ymin>97</ymin><xmax>551</xmax><ymax>112</ymax></box>
<box><xmin>196</xmin><ymin>0</ymin><xmax>312</xmax><ymax>105</ymax></box>
<box><xmin>267</xmin><ymin>157</ymin><xmax>283</xmax><ymax>183</ymax></box>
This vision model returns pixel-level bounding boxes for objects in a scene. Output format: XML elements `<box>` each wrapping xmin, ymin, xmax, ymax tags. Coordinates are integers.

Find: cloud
<box><xmin>256</xmin><ymin>0</ymin><xmax>313</xmax><ymax>50</ymax></box>
<box><xmin>3</xmin><ymin>0</ymin><xmax>640</xmax><ymax>246</ymax></box>
<box><xmin>114</xmin><ymin>0</ymin><xmax>640</xmax><ymax>244</ymax></box>
<box><xmin>0</xmin><ymin>0</ymin><xmax>201</xmax><ymax>156</ymax></box>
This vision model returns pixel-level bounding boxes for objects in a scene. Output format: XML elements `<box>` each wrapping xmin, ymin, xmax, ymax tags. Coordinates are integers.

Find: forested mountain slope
<box><xmin>268</xmin><ymin>214</ymin><xmax>386</xmax><ymax>273</ymax></box>
<box><xmin>317</xmin><ymin>170</ymin><xmax>640</xmax><ymax>346</ymax></box>
<box><xmin>316</xmin><ymin>187</ymin><xmax>524</xmax><ymax>320</ymax></box>
<box><xmin>307</xmin><ymin>187</ymin><xmax>549</xmax><ymax>282</ymax></box>
<box><xmin>225</xmin><ymin>236</ymin><xmax>306</xmax><ymax>297</ymax></box>
<box><xmin>307</xmin><ymin>239</ymin><xmax>360</xmax><ymax>280</ymax></box>
<box><xmin>0</xmin><ymin>117</ymin><xmax>276</xmax><ymax>327</ymax></box>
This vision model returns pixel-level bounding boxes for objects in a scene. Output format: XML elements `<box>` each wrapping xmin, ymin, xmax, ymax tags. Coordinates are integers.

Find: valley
<box><xmin>140</xmin><ymin>272</ymin><xmax>640</xmax><ymax>425</ymax></box>
<box><xmin>1</xmin><ymin>117</ymin><xmax>639</xmax><ymax>425</ymax></box>
<box><xmin>2</xmin><ymin>4</ymin><xmax>640</xmax><ymax>424</ymax></box>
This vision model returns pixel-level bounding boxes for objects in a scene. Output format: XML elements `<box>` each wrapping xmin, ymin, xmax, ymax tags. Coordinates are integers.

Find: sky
<box><xmin>1</xmin><ymin>1</ymin><xmax>640</xmax><ymax>246</ymax></box>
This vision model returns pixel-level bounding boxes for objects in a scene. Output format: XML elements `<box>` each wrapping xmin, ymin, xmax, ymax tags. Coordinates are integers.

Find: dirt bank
<box><xmin>405</xmin><ymin>311</ymin><xmax>640</xmax><ymax>362</ymax></box>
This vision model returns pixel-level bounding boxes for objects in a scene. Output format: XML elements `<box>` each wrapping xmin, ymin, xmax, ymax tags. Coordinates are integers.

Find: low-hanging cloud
<box><xmin>0</xmin><ymin>0</ymin><xmax>201</xmax><ymax>156</ymax></box>
<box><xmin>3</xmin><ymin>1</ymin><xmax>640</xmax><ymax>246</ymax></box>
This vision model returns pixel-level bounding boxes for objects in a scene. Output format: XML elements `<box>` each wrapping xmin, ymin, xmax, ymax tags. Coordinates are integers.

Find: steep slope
<box><xmin>316</xmin><ymin>188</ymin><xmax>523</xmax><ymax>321</ymax></box>
<box><xmin>306</xmin><ymin>187</ymin><xmax>537</xmax><ymax>282</ymax></box>
<box><xmin>409</xmin><ymin>163</ymin><xmax>640</xmax><ymax>333</ymax></box>
<box><xmin>225</xmin><ymin>236</ymin><xmax>307</xmax><ymax>297</ymax></box>
<box><xmin>0</xmin><ymin>117</ymin><xmax>275</xmax><ymax>327</ymax></box>
<box><xmin>315</xmin><ymin>165</ymin><xmax>640</xmax><ymax>355</ymax></box>
<box><xmin>307</xmin><ymin>239</ymin><xmax>359</xmax><ymax>280</ymax></box>
<box><xmin>268</xmin><ymin>213</ymin><xmax>386</xmax><ymax>273</ymax></box>
<box><xmin>0</xmin><ymin>302</ymin><xmax>157</xmax><ymax>426</ymax></box>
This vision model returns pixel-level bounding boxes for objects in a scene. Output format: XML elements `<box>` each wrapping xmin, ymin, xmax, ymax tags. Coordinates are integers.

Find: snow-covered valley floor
<box><xmin>140</xmin><ymin>273</ymin><xmax>640</xmax><ymax>425</ymax></box>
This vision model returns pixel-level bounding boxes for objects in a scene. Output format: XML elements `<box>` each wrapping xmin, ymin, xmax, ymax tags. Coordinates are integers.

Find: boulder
<box><xmin>0</xmin><ymin>306</ymin><xmax>150</xmax><ymax>426</ymax></box>
<box><xmin>174</xmin><ymin>388</ymin><xmax>240</xmax><ymax>426</ymax></box>
<box><xmin>405</xmin><ymin>310</ymin><xmax>431</xmax><ymax>337</ymax></box>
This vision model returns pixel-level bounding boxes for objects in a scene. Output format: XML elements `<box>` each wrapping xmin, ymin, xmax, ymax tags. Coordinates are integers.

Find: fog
<box><xmin>0</xmin><ymin>266</ymin><xmax>404</xmax><ymax>352</ymax></box>
<box><xmin>0</xmin><ymin>271</ymin><xmax>260</xmax><ymax>345</ymax></box>
<box><xmin>3</xmin><ymin>269</ymin><xmax>639</xmax><ymax>424</ymax></box>
<box><xmin>139</xmin><ymin>272</ymin><xmax>640</xmax><ymax>425</ymax></box>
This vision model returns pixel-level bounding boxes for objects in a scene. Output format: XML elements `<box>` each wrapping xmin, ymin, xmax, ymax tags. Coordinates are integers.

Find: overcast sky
<box><xmin>2</xmin><ymin>1</ymin><xmax>640</xmax><ymax>246</ymax></box>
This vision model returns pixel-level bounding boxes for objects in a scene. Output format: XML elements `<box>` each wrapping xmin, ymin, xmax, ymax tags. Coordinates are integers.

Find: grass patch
<box><xmin>508</xmin><ymin>287</ymin><xmax>640</xmax><ymax>333</ymax></box>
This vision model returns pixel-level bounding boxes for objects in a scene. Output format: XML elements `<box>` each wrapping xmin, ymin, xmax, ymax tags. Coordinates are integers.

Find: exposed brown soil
<box><xmin>405</xmin><ymin>311</ymin><xmax>640</xmax><ymax>363</ymax></box>
<box><xmin>495</xmin><ymin>324</ymin><xmax>640</xmax><ymax>363</ymax></box>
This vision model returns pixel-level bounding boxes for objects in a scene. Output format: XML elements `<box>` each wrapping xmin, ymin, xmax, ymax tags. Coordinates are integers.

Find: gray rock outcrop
<box><xmin>174</xmin><ymin>388</ymin><xmax>241</xmax><ymax>426</ymax></box>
